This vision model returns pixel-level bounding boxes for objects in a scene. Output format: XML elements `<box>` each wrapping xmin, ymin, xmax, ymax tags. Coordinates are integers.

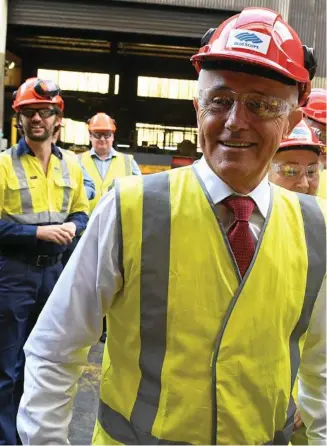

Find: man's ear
<box><xmin>283</xmin><ymin>107</ymin><xmax>303</xmax><ymax>139</ymax></box>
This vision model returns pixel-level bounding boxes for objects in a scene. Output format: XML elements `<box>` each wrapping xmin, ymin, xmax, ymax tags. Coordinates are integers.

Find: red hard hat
<box><xmin>278</xmin><ymin>119</ymin><xmax>324</xmax><ymax>154</ymax></box>
<box><xmin>12</xmin><ymin>77</ymin><xmax>64</xmax><ymax>112</ymax></box>
<box><xmin>191</xmin><ymin>7</ymin><xmax>316</xmax><ymax>106</ymax></box>
<box><xmin>88</xmin><ymin>113</ymin><xmax>117</xmax><ymax>132</ymax></box>
<box><xmin>302</xmin><ymin>88</ymin><xmax>327</xmax><ymax>125</ymax></box>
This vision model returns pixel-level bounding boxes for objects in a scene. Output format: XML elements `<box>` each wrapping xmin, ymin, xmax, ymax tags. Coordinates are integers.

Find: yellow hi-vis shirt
<box><xmin>0</xmin><ymin>145</ymin><xmax>89</xmax><ymax>224</ymax></box>
<box><xmin>93</xmin><ymin>166</ymin><xmax>326</xmax><ymax>446</ymax></box>
<box><xmin>80</xmin><ymin>150</ymin><xmax>133</xmax><ymax>213</ymax></box>
<box><xmin>317</xmin><ymin>169</ymin><xmax>327</xmax><ymax>199</ymax></box>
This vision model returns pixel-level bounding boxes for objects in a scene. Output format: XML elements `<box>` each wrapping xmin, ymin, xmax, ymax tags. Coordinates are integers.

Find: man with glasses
<box><xmin>0</xmin><ymin>77</ymin><xmax>89</xmax><ymax>445</ymax></box>
<box><xmin>269</xmin><ymin>119</ymin><xmax>324</xmax><ymax>196</ymax></box>
<box><xmin>18</xmin><ymin>9</ymin><xmax>326</xmax><ymax>446</ymax></box>
<box><xmin>302</xmin><ymin>88</ymin><xmax>327</xmax><ymax>198</ymax></box>
<box><xmin>80</xmin><ymin>112</ymin><xmax>141</xmax><ymax>214</ymax></box>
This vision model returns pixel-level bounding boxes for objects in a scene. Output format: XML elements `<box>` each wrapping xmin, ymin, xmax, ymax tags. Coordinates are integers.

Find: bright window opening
<box><xmin>114</xmin><ymin>74</ymin><xmax>120</xmax><ymax>95</ymax></box>
<box><xmin>60</xmin><ymin>119</ymin><xmax>89</xmax><ymax>145</ymax></box>
<box><xmin>37</xmin><ymin>69</ymin><xmax>110</xmax><ymax>94</ymax></box>
<box><xmin>137</xmin><ymin>76</ymin><xmax>197</xmax><ymax>100</ymax></box>
<box><xmin>136</xmin><ymin>123</ymin><xmax>201</xmax><ymax>152</ymax></box>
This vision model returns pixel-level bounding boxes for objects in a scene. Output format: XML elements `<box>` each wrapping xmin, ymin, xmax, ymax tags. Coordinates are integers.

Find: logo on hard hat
<box><xmin>235</xmin><ymin>32</ymin><xmax>263</xmax><ymax>44</ymax></box>
<box><xmin>227</xmin><ymin>29</ymin><xmax>271</xmax><ymax>55</ymax></box>
<box><xmin>291</xmin><ymin>127</ymin><xmax>310</xmax><ymax>139</ymax></box>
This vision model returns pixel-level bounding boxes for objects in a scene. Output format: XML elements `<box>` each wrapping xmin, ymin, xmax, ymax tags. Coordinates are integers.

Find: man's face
<box><xmin>90</xmin><ymin>132</ymin><xmax>114</xmax><ymax>153</ymax></box>
<box><xmin>194</xmin><ymin>70</ymin><xmax>302</xmax><ymax>192</ymax></box>
<box><xmin>269</xmin><ymin>149</ymin><xmax>320</xmax><ymax>195</ymax></box>
<box><xmin>20</xmin><ymin>103</ymin><xmax>60</xmax><ymax>142</ymax></box>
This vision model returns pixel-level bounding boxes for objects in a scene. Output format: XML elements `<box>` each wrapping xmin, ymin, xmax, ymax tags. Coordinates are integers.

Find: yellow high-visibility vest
<box><xmin>0</xmin><ymin>145</ymin><xmax>89</xmax><ymax>224</ymax></box>
<box><xmin>317</xmin><ymin>169</ymin><xmax>327</xmax><ymax>199</ymax></box>
<box><xmin>93</xmin><ymin>167</ymin><xmax>326</xmax><ymax>445</ymax></box>
<box><xmin>80</xmin><ymin>150</ymin><xmax>133</xmax><ymax>213</ymax></box>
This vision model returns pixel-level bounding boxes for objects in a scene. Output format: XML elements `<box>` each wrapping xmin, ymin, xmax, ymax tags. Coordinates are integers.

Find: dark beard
<box><xmin>25</xmin><ymin>127</ymin><xmax>51</xmax><ymax>142</ymax></box>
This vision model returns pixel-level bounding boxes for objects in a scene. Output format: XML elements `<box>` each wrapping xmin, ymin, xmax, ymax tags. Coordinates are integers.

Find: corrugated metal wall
<box><xmin>288</xmin><ymin>0</ymin><xmax>326</xmax><ymax>78</ymax></box>
<box><xmin>111</xmin><ymin>0</ymin><xmax>291</xmax><ymax>19</ymax></box>
<box><xmin>8</xmin><ymin>0</ymin><xmax>326</xmax><ymax>80</ymax></box>
<box><xmin>7</xmin><ymin>0</ymin><xmax>231</xmax><ymax>38</ymax></box>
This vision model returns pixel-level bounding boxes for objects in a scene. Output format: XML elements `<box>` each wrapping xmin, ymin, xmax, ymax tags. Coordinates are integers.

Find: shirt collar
<box><xmin>17</xmin><ymin>137</ymin><xmax>62</xmax><ymax>159</ymax></box>
<box><xmin>194</xmin><ymin>156</ymin><xmax>270</xmax><ymax>218</ymax></box>
<box><xmin>90</xmin><ymin>147</ymin><xmax>117</xmax><ymax>160</ymax></box>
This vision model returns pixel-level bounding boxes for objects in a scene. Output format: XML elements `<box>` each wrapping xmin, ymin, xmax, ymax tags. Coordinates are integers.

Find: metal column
<box><xmin>0</xmin><ymin>0</ymin><xmax>8</xmax><ymax>146</ymax></box>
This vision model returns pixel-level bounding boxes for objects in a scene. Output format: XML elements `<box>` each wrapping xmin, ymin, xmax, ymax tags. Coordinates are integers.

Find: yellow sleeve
<box><xmin>0</xmin><ymin>157</ymin><xmax>8</xmax><ymax>218</ymax></box>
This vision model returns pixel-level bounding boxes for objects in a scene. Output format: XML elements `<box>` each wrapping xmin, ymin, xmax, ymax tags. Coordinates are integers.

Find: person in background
<box><xmin>79</xmin><ymin>112</ymin><xmax>141</xmax><ymax>341</ymax></box>
<box><xmin>269</xmin><ymin>119</ymin><xmax>324</xmax><ymax>196</ymax></box>
<box><xmin>51</xmin><ymin>124</ymin><xmax>94</xmax><ymax>267</ymax></box>
<box><xmin>0</xmin><ymin>77</ymin><xmax>89</xmax><ymax>445</ymax></box>
<box><xmin>17</xmin><ymin>9</ymin><xmax>326</xmax><ymax>446</ymax></box>
<box><xmin>79</xmin><ymin>112</ymin><xmax>141</xmax><ymax>214</ymax></box>
<box><xmin>302</xmin><ymin>88</ymin><xmax>327</xmax><ymax>198</ymax></box>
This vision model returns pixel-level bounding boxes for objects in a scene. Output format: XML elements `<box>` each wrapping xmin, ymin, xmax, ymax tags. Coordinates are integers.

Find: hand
<box><xmin>36</xmin><ymin>225</ymin><xmax>74</xmax><ymax>245</ymax></box>
<box><xmin>61</xmin><ymin>222</ymin><xmax>77</xmax><ymax>238</ymax></box>
<box><xmin>293</xmin><ymin>408</ymin><xmax>304</xmax><ymax>431</ymax></box>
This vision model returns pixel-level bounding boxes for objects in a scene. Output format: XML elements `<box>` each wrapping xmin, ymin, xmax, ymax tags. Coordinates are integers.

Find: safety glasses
<box><xmin>91</xmin><ymin>132</ymin><xmax>113</xmax><ymax>140</ymax></box>
<box><xmin>20</xmin><ymin>108</ymin><xmax>58</xmax><ymax>118</ymax></box>
<box><xmin>271</xmin><ymin>162</ymin><xmax>323</xmax><ymax>179</ymax></box>
<box><xmin>200</xmin><ymin>89</ymin><xmax>293</xmax><ymax>120</ymax></box>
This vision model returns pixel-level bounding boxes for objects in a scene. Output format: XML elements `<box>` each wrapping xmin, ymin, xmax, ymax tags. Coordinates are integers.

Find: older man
<box><xmin>17</xmin><ymin>8</ymin><xmax>325</xmax><ymax>446</ymax></box>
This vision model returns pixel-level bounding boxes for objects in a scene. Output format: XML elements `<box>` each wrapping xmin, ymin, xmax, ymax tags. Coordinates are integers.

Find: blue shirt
<box><xmin>90</xmin><ymin>147</ymin><xmax>141</xmax><ymax>179</ymax></box>
<box><xmin>80</xmin><ymin>165</ymin><xmax>95</xmax><ymax>200</ymax></box>
<box><xmin>0</xmin><ymin>138</ymin><xmax>88</xmax><ymax>255</ymax></box>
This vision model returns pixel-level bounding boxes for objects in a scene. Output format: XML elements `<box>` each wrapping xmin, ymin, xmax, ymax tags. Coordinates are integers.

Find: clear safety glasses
<box><xmin>200</xmin><ymin>89</ymin><xmax>293</xmax><ymax>120</ymax></box>
<box><xmin>271</xmin><ymin>162</ymin><xmax>323</xmax><ymax>180</ymax></box>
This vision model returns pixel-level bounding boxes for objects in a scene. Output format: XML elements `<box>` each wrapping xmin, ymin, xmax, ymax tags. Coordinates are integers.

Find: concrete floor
<box><xmin>68</xmin><ymin>342</ymin><xmax>104</xmax><ymax>444</ymax></box>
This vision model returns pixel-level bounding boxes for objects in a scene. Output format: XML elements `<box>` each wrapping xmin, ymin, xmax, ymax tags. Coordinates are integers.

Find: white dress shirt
<box><xmin>17</xmin><ymin>157</ymin><xmax>326</xmax><ymax>445</ymax></box>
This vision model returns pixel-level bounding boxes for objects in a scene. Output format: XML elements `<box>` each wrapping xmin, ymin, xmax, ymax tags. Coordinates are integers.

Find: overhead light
<box><xmin>5</xmin><ymin>60</ymin><xmax>15</xmax><ymax>70</ymax></box>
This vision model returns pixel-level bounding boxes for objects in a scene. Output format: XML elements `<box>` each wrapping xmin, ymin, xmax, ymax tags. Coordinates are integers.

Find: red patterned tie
<box><xmin>223</xmin><ymin>196</ymin><xmax>255</xmax><ymax>277</ymax></box>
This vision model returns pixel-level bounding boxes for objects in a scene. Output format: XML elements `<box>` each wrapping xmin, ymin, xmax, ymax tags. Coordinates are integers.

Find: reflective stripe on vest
<box><xmin>2</xmin><ymin>146</ymin><xmax>73</xmax><ymax>224</ymax></box>
<box><xmin>96</xmin><ymin>170</ymin><xmax>326</xmax><ymax>445</ymax></box>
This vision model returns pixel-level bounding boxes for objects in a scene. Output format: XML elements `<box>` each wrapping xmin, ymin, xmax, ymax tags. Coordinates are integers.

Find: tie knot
<box><xmin>223</xmin><ymin>196</ymin><xmax>255</xmax><ymax>222</ymax></box>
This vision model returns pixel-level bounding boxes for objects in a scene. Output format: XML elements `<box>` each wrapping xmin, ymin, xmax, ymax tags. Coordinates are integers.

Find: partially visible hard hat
<box><xmin>13</xmin><ymin>77</ymin><xmax>64</xmax><ymax>112</ymax></box>
<box><xmin>191</xmin><ymin>7</ymin><xmax>317</xmax><ymax>105</ymax></box>
<box><xmin>278</xmin><ymin>119</ymin><xmax>324</xmax><ymax>155</ymax></box>
<box><xmin>88</xmin><ymin>113</ymin><xmax>117</xmax><ymax>132</ymax></box>
<box><xmin>302</xmin><ymin>88</ymin><xmax>327</xmax><ymax>125</ymax></box>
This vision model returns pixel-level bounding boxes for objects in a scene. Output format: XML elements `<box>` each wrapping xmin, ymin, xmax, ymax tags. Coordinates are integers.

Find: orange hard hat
<box><xmin>88</xmin><ymin>113</ymin><xmax>117</xmax><ymax>132</ymax></box>
<box><xmin>12</xmin><ymin>77</ymin><xmax>64</xmax><ymax>112</ymax></box>
<box><xmin>302</xmin><ymin>88</ymin><xmax>327</xmax><ymax>125</ymax></box>
<box><xmin>191</xmin><ymin>7</ymin><xmax>317</xmax><ymax>106</ymax></box>
<box><xmin>278</xmin><ymin>119</ymin><xmax>324</xmax><ymax>155</ymax></box>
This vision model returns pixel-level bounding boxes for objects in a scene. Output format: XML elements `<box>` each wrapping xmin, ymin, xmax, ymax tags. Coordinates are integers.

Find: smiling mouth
<box><xmin>219</xmin><ymin>141</ymin><xmax>255</xmax><ymax>148</ymax></box>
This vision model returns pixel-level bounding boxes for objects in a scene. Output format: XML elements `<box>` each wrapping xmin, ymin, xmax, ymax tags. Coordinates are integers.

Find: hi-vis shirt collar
<box><xmin>17</xmin><ymin>137</ymin><xmax>62</xmax><ymax>160</ymax></box>
<box><xmin>195</xmin><ymin>156</ymin><xmax>270</xmax><ymax>218</ymax></box>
